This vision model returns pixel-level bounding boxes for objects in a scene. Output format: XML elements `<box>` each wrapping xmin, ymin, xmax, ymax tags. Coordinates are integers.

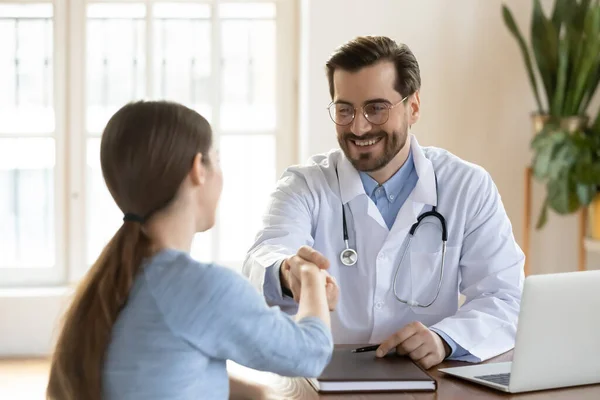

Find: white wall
<box><xmin>298</xmin><ymin>0</ymin><xmax>600</xmax><ymax>275</ymax></box>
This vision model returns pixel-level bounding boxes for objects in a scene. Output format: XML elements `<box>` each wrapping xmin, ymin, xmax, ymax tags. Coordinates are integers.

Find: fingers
<box><xmin>376</xmin><ymin>321</ymin><xmax>422</xmax><ymax>357</ymax></box>
<box><xmin>407</xmin><ymin>343</ymin><xmax>429</xmax><ymax>361</ymax></box>
<box><xmin>287</xmin><ymin>268</ymin><xmax>302</xmax><ymax>302</ymax></box>
<box><xmin>297</xmin><ymin>245</ymin><xmax>330</xmax><ymax>270</ymax></box>
<box><xmin>325</xmin><ymin>284</ymin><xmax>339</xmax><ymax>311</ymax></box>
<box><xmin>396</xmin><ymin>331</ymin><xmax>424</xmax><ymax>355</ymax></box>
<box><xmin>415</xmin><ymin>353</ymin><xmax>438</xmax><ymax>370</ymax></box>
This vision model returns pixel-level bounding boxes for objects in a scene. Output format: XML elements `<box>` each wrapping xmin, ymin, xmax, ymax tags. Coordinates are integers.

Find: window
<box><xmin>0</xmin><ymin>2</ymin><xmax>66</xmax><ymax>286</ymax></box>
<box><xmin>0</xmin><ymin>0</ymin><xmax>296</xmax><ymax>286</ymax></box>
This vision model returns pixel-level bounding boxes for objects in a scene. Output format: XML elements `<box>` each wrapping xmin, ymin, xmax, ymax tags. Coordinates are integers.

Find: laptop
<box><xmin>438</xmin><ymin>269</ymin><xmax>600</xmax><ymax>393</ymax></box>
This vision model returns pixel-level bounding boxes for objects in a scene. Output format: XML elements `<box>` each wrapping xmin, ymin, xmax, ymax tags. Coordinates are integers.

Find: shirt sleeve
<box><xmin>242</xmin><ymin>168</ymin><xmax>316</xmax><ymax>314</ymax></box>
<box><xmin>145</xmin><ymin>257</ymin><xmax>333</xmax><ymax>378</ymax></box>
<box><xmin>262</xmin><ymin>259</ymin><xmax>298</xmax><ymax>313</ymax></box>
<box><xmin>429</xmin><ymin>327</ymin><xmax>471</xmax><ymax>360</ymax></box>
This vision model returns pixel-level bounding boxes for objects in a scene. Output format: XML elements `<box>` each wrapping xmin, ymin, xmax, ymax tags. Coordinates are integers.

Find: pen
<box><xmin>351</xmin><ymin>344</ymin><xmax>380</xmax><ymax>353</ymax></box>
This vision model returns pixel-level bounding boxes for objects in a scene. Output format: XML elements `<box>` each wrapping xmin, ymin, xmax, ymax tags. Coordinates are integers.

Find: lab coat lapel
<box><xmin>337</xmin><ymin>153</ymin><xmax>387</xmax><ymax>230</ymax></box>
<box><xmin>389</xmin><ymin>135</ymin><xmax>438</xmax><ymax>237</ymax></box>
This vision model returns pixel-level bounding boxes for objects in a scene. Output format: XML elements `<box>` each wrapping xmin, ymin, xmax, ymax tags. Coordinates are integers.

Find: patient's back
<box><xmin>103</xmin><ymin>249</ymin><xmax>333</xmax><ymax>399</ymax></box>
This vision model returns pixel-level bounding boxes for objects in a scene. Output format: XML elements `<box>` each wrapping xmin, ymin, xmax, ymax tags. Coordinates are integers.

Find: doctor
<box><xmin>243</xmin><ymin>36</ymin><xmax>524</xmax><ymax>369</ymax></box>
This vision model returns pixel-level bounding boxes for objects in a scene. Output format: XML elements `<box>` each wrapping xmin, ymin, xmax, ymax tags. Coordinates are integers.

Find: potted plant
<box><xmin>502</xmin><ymin>0</ymin><xmax>600</xmax><ymax>231</ymax></box>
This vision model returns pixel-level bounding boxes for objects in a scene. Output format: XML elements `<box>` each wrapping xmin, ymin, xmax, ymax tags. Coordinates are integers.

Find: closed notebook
<box><xmin>307</xmin><ymin>348</ymin><xmax>437</xmax><ymax>393</ymax></box>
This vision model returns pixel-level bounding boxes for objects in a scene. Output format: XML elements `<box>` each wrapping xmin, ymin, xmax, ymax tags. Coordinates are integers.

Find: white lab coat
<box><xmin>243</xmin><ymin>135</ymin><xmax>525</xmax><ymax>362</ymax></box>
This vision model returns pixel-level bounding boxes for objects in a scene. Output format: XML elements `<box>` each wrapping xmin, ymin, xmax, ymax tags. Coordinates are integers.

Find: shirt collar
<box><xmin>337</xmin><ymin>134</ymin><xmax>436</xmax><ymax>206</ymax></box>
<box><xmin>358</xmin><ymin>147</ymin><xmax>415</xmax><ymax>202</ymax></box>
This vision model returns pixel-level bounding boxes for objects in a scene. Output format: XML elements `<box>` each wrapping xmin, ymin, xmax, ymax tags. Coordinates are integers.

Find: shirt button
<box><xmin>389</xmin><ymin>194</ymin><xmax>395</xmax><ymax>200</ymax></box>
<box><xmin>375</xmin><ymin>302</ymin><xmax>384</xmax><ymax>310</ymax></box>
<box><xmin>377</xmin><ymin>253</ymin><xmax>386</xmax><ymax>261</ymax></box>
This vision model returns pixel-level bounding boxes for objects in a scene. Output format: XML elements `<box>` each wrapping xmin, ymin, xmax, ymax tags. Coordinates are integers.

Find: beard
<box><xmin>337</xmin><ymin>120</ymin><xmax>409</xmax><ymax>172</ymax></box>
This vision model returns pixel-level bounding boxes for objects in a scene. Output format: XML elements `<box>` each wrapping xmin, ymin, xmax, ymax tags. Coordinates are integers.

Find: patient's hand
<box><xmin>281</xmin><ymin>246</ymin><xmax>339</xmax><ymax>311</ymax></box>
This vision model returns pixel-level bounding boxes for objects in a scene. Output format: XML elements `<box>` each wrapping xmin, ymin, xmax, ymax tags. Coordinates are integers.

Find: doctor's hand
<box><xmin>375</xmin><ymin>321</ymin><xmax>451</xmax><ymax>370</ymax></box>
<box><xmin>281</xmin><ymin>246</ymin><xmax>339</xmax><ymax>311</ymax></box>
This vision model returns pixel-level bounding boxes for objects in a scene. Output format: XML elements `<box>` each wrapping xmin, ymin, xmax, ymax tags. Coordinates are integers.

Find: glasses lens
<box><xmin>364</xmin><ymin>102</ymin><xmax>389</xmax><ymax>125</ymax></box>
<box><xmin>330</xmin><ymin>103</ymin><xmax>354</xmax><ymax>125</ymax></box>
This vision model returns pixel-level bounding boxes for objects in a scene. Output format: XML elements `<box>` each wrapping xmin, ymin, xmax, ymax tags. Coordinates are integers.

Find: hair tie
<box><xmin>123</xmin><ymin>213</ymin><xmax>145</xmax><ymax>224</ymax></box>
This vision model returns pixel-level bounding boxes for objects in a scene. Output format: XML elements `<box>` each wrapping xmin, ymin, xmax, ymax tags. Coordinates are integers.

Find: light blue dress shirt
<box><xmin>359</xmin><ymin>148</ymin><xmax>469</xmax><ymax>359</ymax></box>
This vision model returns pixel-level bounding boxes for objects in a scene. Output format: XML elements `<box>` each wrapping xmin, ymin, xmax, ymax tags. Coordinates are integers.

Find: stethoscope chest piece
<box><xmin>340</xmin><ymin>246</ymin><xmax>358</xmax><ymax>266</ymax></box>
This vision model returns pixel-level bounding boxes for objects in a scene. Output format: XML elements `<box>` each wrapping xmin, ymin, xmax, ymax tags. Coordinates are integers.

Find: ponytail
<box><xmin>47</xmin><ymin>221</ymin><xmax>152</xmax><ymax>400</ymax></box>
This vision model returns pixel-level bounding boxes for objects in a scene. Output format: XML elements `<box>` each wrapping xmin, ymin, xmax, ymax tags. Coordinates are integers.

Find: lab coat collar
<box><xmin>337</xmin><ymin>134</ymin><xmax>437</xmax><ymax>207</ymax></box>
<box><xmin>410</xmin><ymin>135</ymin><xmax>437</xmax><ymax>207</ymax></box>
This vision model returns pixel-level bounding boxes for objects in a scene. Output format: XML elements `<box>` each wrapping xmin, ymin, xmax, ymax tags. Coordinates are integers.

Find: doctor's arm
<box><xmin>242</xmin><ymin>169</ymin><xmax>317</xmax><ymax>313</ymax></box>
<box><xmin>429</xmin><ymin>171</ymin><xmax>525</xmax><ymax>363</ymax></box>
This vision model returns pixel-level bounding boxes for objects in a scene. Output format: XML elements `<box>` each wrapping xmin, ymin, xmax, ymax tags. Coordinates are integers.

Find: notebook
<box><xmin>307</xmin><ymin>348</ymin><xmax>437</xmax><ymax>393</ymax></box>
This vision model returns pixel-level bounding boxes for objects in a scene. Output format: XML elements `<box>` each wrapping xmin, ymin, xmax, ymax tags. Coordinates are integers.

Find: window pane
<box><xmin>218</xmin><ymin>135</ymin><xmax>275</xmax><ymax>262</ymax></box>
<box><xmin>86</xmin><ymin>138</ymin><xmax>122</xmax><ymax>264</ymax></box>
<box><xmin>86</xmin><ymin>3</ymin><xmax>146</xmax><ymax>134</ymax></box>
<box><xmin>0</xmin><ymin>4</ymin><xmax>54</xmax><ymax>134</ymax></box>
<box><xmin>153</xmin><ymin>3</ymin><xmax>212</xmax><ymax>122</ymax></box>
<box><xmin>220</xmin><ymin>16</ymin><xmax>276</xmax><ymax>131</ymax></box>
<box><xmin>219</xmin><ymin>3</ymin><xmax>275</xmax><ymax>19</ymax></box>
<box><xmin>0</xmin><ymin>138</ymin><xmax>55</xmax><ymax>268</ymax></box>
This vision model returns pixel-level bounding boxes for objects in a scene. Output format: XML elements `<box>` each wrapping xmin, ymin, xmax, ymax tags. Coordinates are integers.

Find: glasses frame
<box><xmin>327</xmin><ymin>95</ymin><xmax>409</xmax><ymax>126</ymax></box>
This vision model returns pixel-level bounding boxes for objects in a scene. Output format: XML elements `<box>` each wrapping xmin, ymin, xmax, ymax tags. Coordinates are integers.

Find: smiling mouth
<box><xmin>350</xmin><ymin>137</ymin><xmax>383</xmax><ymax>147</ymax></box>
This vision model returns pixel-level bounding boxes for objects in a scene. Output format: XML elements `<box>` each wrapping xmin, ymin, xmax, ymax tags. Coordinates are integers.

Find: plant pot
<box><xmin>531</xmin><ymin>113</ymin><xmax>589</xmax><ymax>135</ymax></box>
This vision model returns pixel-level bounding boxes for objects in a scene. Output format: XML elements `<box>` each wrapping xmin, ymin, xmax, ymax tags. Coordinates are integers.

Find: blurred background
<box><xmin>1</xmin><ymin>0</ymin><xmax>600</xmax><ymax>396</ymax></box>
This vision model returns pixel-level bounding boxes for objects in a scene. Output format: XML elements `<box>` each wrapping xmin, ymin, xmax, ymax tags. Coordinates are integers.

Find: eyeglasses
<box><xmin>327</xmin><ymin>96</ymin><xmax>408</xmax><ymax>126</ymax></box>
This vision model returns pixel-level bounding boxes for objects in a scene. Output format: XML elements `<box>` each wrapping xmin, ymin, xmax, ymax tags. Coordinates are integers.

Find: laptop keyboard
<box><xmin>475</xmin><ymin>373</ymin><xmax>511</xmax><ymax>386</ymax></box>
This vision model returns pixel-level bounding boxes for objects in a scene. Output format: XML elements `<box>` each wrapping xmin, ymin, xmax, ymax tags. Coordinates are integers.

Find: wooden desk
<box><xmin>231</xmin><ymin>348</ymin><xmax>600</xmax><ymax>400</ymax></box>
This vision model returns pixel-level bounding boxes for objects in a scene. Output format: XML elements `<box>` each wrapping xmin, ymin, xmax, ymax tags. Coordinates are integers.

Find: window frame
<box><xmin>66</xmin><ymin>0</ymin><xmax>297</xmax><ymax>282</ymax></box>
<box><xmin>0</xmin><ymin>0</ymin><xmax>68</xmax><ymax>286</ymax></box>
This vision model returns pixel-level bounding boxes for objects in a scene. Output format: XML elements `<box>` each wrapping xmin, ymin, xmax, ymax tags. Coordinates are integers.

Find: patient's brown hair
<box><xmin>46</xmin><ymin>100</ymin><xmax>212</xmax><ymax>400</ymax></box>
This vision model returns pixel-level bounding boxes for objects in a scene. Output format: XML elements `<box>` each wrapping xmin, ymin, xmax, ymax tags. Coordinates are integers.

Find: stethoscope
<box><xmin>336</xmin><ymin>165</ymin><xmax>447</xmax><ymax>308</ymax></box>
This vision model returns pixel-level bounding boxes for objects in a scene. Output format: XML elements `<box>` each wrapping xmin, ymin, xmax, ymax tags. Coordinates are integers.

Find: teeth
<box><xmin>354</xmin><ymin>138</ymin><xmax>380</xmax><ymax>147</ymax></box>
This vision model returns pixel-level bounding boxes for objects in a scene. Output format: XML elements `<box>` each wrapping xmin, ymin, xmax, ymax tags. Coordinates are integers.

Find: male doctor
<box><xmin>243</xmin><ymin>36</ymin><xmax>524</xmax><ymax>369</ymax></box>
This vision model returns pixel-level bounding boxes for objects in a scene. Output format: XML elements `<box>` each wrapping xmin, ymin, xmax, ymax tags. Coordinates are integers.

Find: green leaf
<box><xmin>567</xmin><ymin>4</ymin><xmax>600</xmax><ymax>115</ymax></box>
<box><xmin>580</xmin><ymin>64</ymin><xmax>600</xmax><ymax>112</ymax></box>
<box><xmin>532</xmin><ymin>136</ymin><xmax>558</xmax><ymax>179</ymax></box>
<box><xmin>565</xmin><ymin>25</ymin><xmax>586</xmax><ymax>114</ymax></box>
<box><xmin>591</xmin><ymin>109</ymin><xmax>600</xmax><ymax>135</ymax></box>
<box><xmin>535</xmin><ymin>197</ymin><xmax>549</xmax><ymax>229</ymax></box>
<box><xmin>531</xmin><ymin>130</ymin><xmax>553</xmax><ymax>151</ymax></box>
<box><xmin>547</xmin><ymin>176</ymin><xmax>580</xmax><ymax>214</ymax></box>
<box><xmin>575</xmin><ymin>0</ymin><xmax>593</xmax><ymax>29</ymax></box>
<box><xmin>531</xmin><ymin>0</ymin><xmax>559</xmax><ymax>111</ymax></box>
<box><xmin>552</xmin><ymin>0</ymin><xmax>578</xmax><ymax>28</ymax></box>
<box><xmin>577</xmin><ymin>183</ymin><xmax>596</xmax><ymax>205</ymax></box>
<box><xmin>502</xmin><ymin>4</ymin><xmax>544</xmax><ymax>113</ymax></box>
<box><xmin>551</xmin><ymin>36</ymin><xmax>570</xmax><ymax>115</ymax></box>
<box><xmin>547</xmin><ymin>142</ymin><xmax>577</xmax><ymax>180</ymax></box>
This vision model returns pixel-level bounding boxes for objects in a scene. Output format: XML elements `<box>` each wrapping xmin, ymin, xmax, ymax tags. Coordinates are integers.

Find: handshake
<box><xmin>279</xmin><ymin>246</ymin><xmax>340</xmax><ymax>311</ymax></box>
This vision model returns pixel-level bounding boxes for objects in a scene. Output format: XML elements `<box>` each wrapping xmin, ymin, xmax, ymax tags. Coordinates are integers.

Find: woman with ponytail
<box><xmin>46</xmin><ymin>100</ymin><xmax>336</xmax><ymax>399</ymax></box>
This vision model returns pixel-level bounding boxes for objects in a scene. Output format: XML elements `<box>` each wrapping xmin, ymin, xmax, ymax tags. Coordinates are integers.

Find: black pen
<box><xmin>351</xmin><ymin>344</ymin><xmax>380</xmax><ymax>353</ymax></box>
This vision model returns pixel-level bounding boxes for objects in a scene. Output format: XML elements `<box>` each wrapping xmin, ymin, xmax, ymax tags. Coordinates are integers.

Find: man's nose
<box><xmin>350</xmin><ymin>110</ymin><xmax>373</xmax><ymax>136</ymax></box>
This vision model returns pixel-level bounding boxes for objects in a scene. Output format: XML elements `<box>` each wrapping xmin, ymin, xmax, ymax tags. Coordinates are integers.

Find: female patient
<box><xmin>46</xmin><ymin>100</ymin><xmax>337</xmax><ymax>400</ymax></box>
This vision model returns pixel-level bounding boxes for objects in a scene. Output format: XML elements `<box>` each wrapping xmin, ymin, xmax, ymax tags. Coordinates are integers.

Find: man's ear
<box><xmin>408</xmin><ymin>91</ymin><xmax>421</xmax><ymax>125</ymax></box>
<box><xmin>189</xmin><ymin>153</ymin><xmax>206</xmax><ymax>186</ymax></box>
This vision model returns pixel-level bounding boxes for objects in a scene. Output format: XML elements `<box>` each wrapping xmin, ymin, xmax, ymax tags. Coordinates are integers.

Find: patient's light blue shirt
<box><xmin>103</xmin><ymin>249</ymin><xmax>333</xmax><ymax>399</ymax></box>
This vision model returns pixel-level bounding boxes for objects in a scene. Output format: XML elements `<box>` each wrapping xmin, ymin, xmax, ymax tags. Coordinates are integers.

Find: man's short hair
<box><xmin>325</xmin><ymin>36</ymin><xmax>421</xmax><ymax>99</ymax></box>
